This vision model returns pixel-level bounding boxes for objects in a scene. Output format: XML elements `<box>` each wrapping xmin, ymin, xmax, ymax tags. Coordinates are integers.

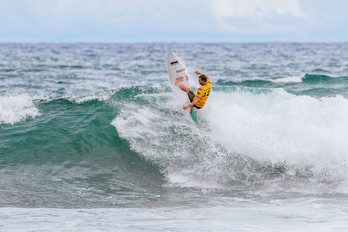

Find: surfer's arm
<box><xmin>195</xmin><ymin>70</ymin><xmax>203</xmax><ymax>75</ymax></box>
<box><xmin>183</xmin><ymin>97</ymin><xmax>200</xmax><ymax>110</ymax></box>
<box><xmin>195</xmin><ymin>70</ymin><xmax>210</xmax><ymax>80</ymax></box>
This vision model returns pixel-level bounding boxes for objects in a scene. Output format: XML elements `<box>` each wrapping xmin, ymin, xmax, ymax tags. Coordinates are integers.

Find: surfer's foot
<box><xmin>175</xmin><ymin>76</ymin><xmax>184</xmax><ymax>86</ymax></box>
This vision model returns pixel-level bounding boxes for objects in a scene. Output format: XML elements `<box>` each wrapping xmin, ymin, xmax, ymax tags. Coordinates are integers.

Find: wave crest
<box><xmin>0</xmin><ymin>94</ymin><xmax>40</xmax><ymax>125</ymax></box>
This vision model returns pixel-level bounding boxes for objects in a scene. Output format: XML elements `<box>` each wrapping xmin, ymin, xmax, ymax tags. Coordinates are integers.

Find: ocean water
<box><xmin>1</xmin><ymin>43</ymin><xmax>348</xmax><ymax>231</ymax></box>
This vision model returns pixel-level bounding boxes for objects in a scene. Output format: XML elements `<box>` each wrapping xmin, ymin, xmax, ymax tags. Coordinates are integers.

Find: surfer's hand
<box><xmin>183</xmin><ymin>105</ymin><xmax>189</xmax><ymax>110</ymax></box>
<box><xmin>195</xmin><ymin>70</ymin><xmax>202</xmax><ymax>75</ymax></box>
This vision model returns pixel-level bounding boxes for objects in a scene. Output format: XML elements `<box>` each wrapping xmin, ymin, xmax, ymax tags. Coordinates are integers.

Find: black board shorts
<box><xmin>187</xmin><ymin>91</ymin><xmax>202</xmax><ymax>109</ymax></box>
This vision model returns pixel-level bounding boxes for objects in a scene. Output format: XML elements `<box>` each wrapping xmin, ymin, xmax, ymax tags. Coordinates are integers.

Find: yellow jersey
<box><xmin>195</xmin><ymin>78</ymin><xmax>211</xmax><ymax>108</ymax></box>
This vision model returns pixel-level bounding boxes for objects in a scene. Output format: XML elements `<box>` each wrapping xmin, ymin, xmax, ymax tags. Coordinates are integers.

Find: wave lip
<box><xmin>270</xmin><ymin>73</ymin><xmax>305</xmax><ymax>83</ymax></box>
<box><xmin>0</xmin><ymin>94</ymin><xmax>40</xmax><ymax>125</ymax></box>
<box><xmin>216</xmin><ymin>73</ymin><xmax>343</xmax><ymax>86</ymax></box>
<box><xmin>67</xmin><ymin>90</ymin><xmax>116</xmax><ymax>104</ymax></box>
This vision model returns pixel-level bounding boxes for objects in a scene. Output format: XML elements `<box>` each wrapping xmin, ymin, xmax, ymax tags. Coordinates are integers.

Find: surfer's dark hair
<box><xmin>199</xmin><ymin>75</ymin><xmax>207</xmax><ymax>82</ymax></box>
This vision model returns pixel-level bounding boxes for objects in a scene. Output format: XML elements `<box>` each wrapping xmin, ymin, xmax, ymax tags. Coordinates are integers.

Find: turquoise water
<box><xmin>1</xmin><ymin>43</ymin><xmax>348</xmax><ymax>231</ymax></box>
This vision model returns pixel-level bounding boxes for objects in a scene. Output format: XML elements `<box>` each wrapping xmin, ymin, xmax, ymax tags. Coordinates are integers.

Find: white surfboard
<box><xmin>167</xmin><ymin>51</ymin><xmax>197</xmax><ymax>121</ymax></box>
<box><xmin>167</xmin><ymin>51</ymin><xmax>191</xmax><ymax>88</ymax></box>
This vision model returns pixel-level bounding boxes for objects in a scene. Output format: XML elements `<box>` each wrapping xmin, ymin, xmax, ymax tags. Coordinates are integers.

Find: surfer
<box><xmin>175</xmin><ymin>70</ymin><xmax>212</xmax><ymax>110</ymax></box>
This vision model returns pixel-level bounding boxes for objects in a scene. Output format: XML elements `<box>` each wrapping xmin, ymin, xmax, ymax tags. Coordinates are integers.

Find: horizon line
<box><xmin>1</xmin><ymin>41</ymin><xmax>348</xmax><ymax>44</ymax></box>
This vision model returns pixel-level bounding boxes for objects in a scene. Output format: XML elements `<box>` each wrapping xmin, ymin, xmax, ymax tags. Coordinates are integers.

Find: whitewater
<box><xmin>1</xmin><ymin>43</ymin><xmax>348</xmax><ymax>231</ymax></box>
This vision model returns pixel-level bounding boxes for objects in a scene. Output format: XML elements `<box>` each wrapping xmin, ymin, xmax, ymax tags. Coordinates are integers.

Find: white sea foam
<box><xmin>2</xmin><ymin>201</ymin><xmax>348</xmax><ymax>231</ymax></box>
<box><xmin>206</xmin><ymin>88</ymin><xmax>348</xmax><ymax>164</ymax></box>
<box><xmin>0</xmin><ymin>94</ymin><xmax>40</xmax><ymax>125</ymax></box>
<box><xmin>112</xmin><ymin>87</ymin><xmax>348</xmax><ymax>192</ymax></box>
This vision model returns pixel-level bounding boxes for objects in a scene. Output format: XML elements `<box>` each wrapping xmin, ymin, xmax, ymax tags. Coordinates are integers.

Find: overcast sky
<box><xmin>1</xmin><ymin>0</ymin><xmax>348</xmax><ymax>43</ymax></box>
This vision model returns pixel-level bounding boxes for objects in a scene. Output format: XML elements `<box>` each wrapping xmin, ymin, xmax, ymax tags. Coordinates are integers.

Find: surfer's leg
<box><xmin>175</xmin><ymin>76</ymin><xmax>191</xmax><ymax>93</ymax></box>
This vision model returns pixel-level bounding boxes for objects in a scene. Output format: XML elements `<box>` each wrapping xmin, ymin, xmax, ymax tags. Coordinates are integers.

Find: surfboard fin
<box><xmin>190</xmin><ymin>107</ymin><xmax>197</xmax><ymax>122</ymax></box>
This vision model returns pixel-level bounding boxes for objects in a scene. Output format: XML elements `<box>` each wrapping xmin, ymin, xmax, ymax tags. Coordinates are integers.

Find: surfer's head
<box><xmin>199</xmin><ymin>75</ymin><xmax>207</xmax><ymax>84</ymax></box>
